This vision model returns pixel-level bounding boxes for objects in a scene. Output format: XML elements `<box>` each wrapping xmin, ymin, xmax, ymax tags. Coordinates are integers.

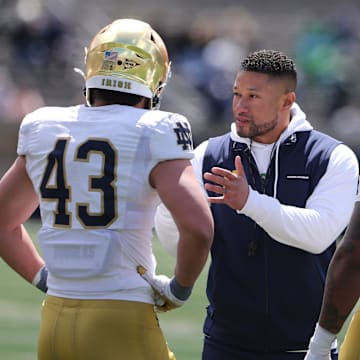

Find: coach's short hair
<box><xmin>241</xmin><ymin>49</ymin><xmax>297</xmax><ymax>91</ymax></box>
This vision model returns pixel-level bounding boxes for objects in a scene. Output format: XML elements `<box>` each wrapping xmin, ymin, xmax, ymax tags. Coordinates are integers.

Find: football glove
<box><xmin>304</xmin><ymin>323</ymin><xmax>336</xmax><ymax>360</ymax></box>
<box><xmin>32</xmin><ymin>266</ymin><xmax>48</xmax><ymax>293</ymax></box>
<box><xmin>137</xmin><ymin>265</ymin><xmax>192</xmax><ymax>312</ymax></box>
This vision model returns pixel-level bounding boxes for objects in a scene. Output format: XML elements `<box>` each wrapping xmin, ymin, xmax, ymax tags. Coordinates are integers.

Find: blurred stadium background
<box><xmin>1</xmin><ymin>0</ymin><xmax>360</xmax><ymax>175</ymax></box>
<box><xmin>0</xmin><ymin>0</ymin><xmax>359</xmax><ymax>358</ymax></box>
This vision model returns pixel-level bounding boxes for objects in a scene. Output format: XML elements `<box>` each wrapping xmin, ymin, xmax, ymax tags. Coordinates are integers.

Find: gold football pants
<box><xmin>339</xmin><ymin>308</ymin><xmax>360</xmax><ymax>360</ymax></box>
<box><xmin>38</xmin><ymin>295</ymin><xmax>176</xmax><ymax>360</ymax></box>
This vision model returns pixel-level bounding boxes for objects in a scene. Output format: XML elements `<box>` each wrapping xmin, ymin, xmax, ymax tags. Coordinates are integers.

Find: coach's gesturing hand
<box><xmin>204</xmin><ymin>155</ymin><xmax>249</xmax><ymax>211</ymax></box>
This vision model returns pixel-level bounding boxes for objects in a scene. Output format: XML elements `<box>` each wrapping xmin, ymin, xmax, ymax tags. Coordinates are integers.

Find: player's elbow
<box><xmin>180</xmin><ymin>216</ymin><xmax>214</xmax><ymax>252</ymax></box>
<box><xmin>195</xmin><ymin>220</ymin><xmax>214</xmax><ymax>251</ymax></box>
<box><xmin>197</xmin><ymin>219</ymin><xmax>214</xmax><ymax>251</ymax></box>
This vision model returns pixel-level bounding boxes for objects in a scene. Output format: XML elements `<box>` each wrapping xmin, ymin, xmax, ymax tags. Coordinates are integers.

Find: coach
<box><xmin>153</xmin><ymin>49</ymin><xmax>359</xmax><ymax>359</ymax></box>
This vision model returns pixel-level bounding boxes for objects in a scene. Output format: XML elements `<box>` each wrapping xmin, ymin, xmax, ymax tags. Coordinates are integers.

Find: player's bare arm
<box><xmin>0</xmin><ymin>156</ymin><xmax>45</xmax><ymax>283</ymax></box>
<box><xmin>150</xmin><ymin>158</ymin><xmax>214</xmax><ymax>288</ymax></box>
<box><xmin>319</xmin><ymin>201</ymin><xmax>360</xmax><ymax>334</ymax></box>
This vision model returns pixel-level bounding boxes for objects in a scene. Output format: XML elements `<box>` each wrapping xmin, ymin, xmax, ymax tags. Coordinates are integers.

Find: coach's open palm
<box><xmin>204</xmin><ymin>155</ymin><xmax>249</xmax><ymax>211</ymax></box>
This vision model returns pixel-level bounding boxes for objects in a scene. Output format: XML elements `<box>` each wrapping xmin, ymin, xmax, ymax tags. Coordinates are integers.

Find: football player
<box><xmin>153</xmin><ymin>49</ymin><xmax>358</xmax><ymax>360</ymax></box>
<box><xmin>0</xmin><ymin>18</ymin><xmax>213</xmax><ymax>360</ymax></box>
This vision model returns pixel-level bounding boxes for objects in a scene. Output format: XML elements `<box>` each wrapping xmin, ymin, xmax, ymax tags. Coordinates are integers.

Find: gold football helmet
<box><xmin>84</xmin><ymin>18</ymin><xmax>170</xmax><ymax>109</ymax></box>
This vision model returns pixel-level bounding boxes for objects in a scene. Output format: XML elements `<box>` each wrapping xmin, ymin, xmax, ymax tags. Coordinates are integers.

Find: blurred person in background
<box><xmin>170</xmin><ymin>7</ymin><xmax>259</xmax><ymax>127</ymax></box>
<box><xmin>327</xmin><ymin>91</ymin><xmax>360</xmax><ymax>161</ymax></box>
<box><xmin>294</xmin><ymin>4</ymin><xmax>360</xmax><ymax>119</ymax></box>
<box><xmin>3</xmin><ymin>84</ymin><xmax>45</xmax><ymax>123</ymax></box>
<box><xmin>8</xmin><ymin>0</ymin><xmax>70</xmax><ymax>70</ymax></box>
<box><xmin>153</xmin><ymin>49</ymin><xmax>358</xmax><ymax>359</ymax></box>
<box><xmin>0</xmin><ymin>18</ymin><xmax>213</xmax><ymax>360</ymax></box>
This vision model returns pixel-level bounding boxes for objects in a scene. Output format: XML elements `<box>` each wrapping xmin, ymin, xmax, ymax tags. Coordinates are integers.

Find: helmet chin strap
<box><xmin>152</xmin><ymin>80</ymin><xmax>168</xmax><ymax>110</ymax></box>
<box><xmin>85</xmin><ymin>88</ymin><xmax>92</xmax><ymax>107</ymax></box>
<box><xmin>73</xmin><ymin>67</ymin><xmax>91</xmax><ymax>106</ymax></box>
<box><xmin>152</xmin><ymin>95</ymin><xmax>159</xmax><ymax>110</ymax></box>
<box><xmin>151</xmin><ymin>63</ymin><xmax>171</xmax><ymax>110</ymax></box>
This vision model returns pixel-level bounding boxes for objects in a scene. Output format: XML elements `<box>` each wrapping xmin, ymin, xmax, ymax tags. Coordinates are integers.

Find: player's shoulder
<box><xmin>139</xmin><ymin>109</ymin><xmax>188</xmax><ymax>127</ymax></box>
<box><xmin>21</xmin><ymin>105</ymin><xmax>81</xmax><ymax>126</ymax></box>
<box><xmin>142</xmin><ymin>110</ymin><xmax>191</xmax><ymax>142</ymax></box>
<box><xmin>139</xmin><ymin>110</ymin><xmax>193</xmax><ymax>151</ymax></box>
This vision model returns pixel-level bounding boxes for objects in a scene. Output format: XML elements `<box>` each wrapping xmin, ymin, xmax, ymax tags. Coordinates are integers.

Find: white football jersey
<box><xmin>18</xmin><ymin>104</ymin><xmax>193</xmax><ymax>302</ymax></box>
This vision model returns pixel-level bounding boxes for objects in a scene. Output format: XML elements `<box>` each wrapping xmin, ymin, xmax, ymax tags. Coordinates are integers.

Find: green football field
<box><xmin>0</xmin><ymin>219</ymin><xmax>356</xmax><ymax>359</ymax></box>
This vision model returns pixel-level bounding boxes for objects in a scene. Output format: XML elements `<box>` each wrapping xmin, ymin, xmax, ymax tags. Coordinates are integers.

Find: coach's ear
<box><xmin>282</xmin><ymin>91</ymin><xmax>296</xmax><ymax>110</ymax></box>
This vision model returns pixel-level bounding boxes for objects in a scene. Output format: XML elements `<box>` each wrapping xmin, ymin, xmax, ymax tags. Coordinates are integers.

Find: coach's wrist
<box><xmin>236</xmin><ymin>185</ymin><xmax>252</xmax><ymax>214</ymax></box>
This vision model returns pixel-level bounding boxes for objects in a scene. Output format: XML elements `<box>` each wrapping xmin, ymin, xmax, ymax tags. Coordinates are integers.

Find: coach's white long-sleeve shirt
<box><xmin>155</xmin><ymin>103</ymin><xmax>359</xmax><ymax>255</ymax></box>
